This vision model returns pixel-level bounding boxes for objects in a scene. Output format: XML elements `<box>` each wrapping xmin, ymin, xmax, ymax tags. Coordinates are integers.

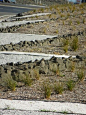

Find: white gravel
<box><xmin>0</xmin><ymin>99</ymin><xmax>86</xmax><ymax>114</ymax></box>
<box><xmin>0</xmin><ymin>33</ymin><xmax>56</xmax><ymax>45</ymax></box>
<box><xmin>0</xmin><ymin>51</ymin><xmax>76</xmax><ymax>65</ymax></box>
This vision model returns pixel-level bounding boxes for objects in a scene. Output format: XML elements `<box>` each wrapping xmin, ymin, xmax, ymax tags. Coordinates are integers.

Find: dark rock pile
<box><xmin>0</xmin><ymin>55</ymin><xmax>85</xmax><ymax>79</ymax></box>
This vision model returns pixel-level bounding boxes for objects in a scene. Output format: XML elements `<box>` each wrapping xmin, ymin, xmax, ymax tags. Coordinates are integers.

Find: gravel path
<box><xmin>0</xmin><ymin>51</ymin><xmax>75</xmax><ymax>65</ymax></box>
<box><xmin>0</xmin><ymin>33</ymin><xmax>56</xmax><ymax>45</ymax></box>
<box><xmin>0</xmin><ymin>99</ymin><xmax>86</xmax><ymax>114</ymax></box>
<box><xmin>0</xmin><ymin>20</ymin><xmax>45</xmax><ymax>28</ymax></box>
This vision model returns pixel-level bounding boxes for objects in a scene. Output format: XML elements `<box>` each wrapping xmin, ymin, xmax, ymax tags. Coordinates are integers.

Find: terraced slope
<box><xmin>0</xmin><ymin>3</ymin><xmax>86</xmax><ymax>103</ymax></box>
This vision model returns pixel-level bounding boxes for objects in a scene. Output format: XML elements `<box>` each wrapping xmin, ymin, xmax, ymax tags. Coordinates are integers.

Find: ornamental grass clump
<box><xmin>43</xmin><ymin>83</ymin><xmax>51</xmax><ymax>98</ymax></box>
<box><xmin>71</xmin><ymin>36</ymin><xmax>79</xmax><ymax>51</ymax></box>
<box><xmin>66</xmin><ymin>79</ymin><xmax>75</xmax><ymax>91</ymax></box>
<box><xmin>77</xmin><ymin>70</ymin><xmax>85</xmax><ymax>82</ymax></box>
<box><xmin>54</xmin><ymin>83</ymin><xmax>63</xmax><ymax>94</ymax></box>
<box><xmin>63</xmin><ymin>45</ymin><xmax>68</xmax><ymax>53</ymax></box>
<box><xmin>33</xmin><ymin>69</ymin><xmax>40</xmax><ymax>80</ymax></box>
<box><xmin>62</xmin><ymin>39</ymin><xmax>69</xmax><ymax>53</ymax></box>
<box><xmin>23</xmin><ymin>74</ymin><xmax>33</xmax><ymax>86</ymax></box>
<box><xmin>1</xmin><ymin>75</ymin><xmax>16</xmax><ymax>91</ymax></box>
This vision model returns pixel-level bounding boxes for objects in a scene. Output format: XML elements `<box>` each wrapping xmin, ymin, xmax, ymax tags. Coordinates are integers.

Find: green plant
<box><xmin>76</xmin><ymin>20</ymin><xmax>80</xmax><ymax>25</ymax></box>
<box><xmin>55</xmin><ymin>29</ymin><xmax>58</xmax><ymax>34</ymax></box>
<box><xmin>1</xmin><ymin>75</ymin><xmax>16</xmax><ymax>91</ymax></box>
<box><xmin>69</xmin><ymin>20</ymin><xmax>72</xmax><ymax>25</ymax></box>
<box><xmin>71</xmin><ymin>36</ymin><xmax>79</xmax><ymax>51</ymax></box>
<box><xmin>48</xmin><ymin>14</ymin><xmax>52</xmax><ymax>18</ymax></box>
<box><xmin>43</xmin><ymin>83</ymin><xmax>51</xmax><ymax>98</ymax></box>
<box><xmin>33</xmin><ymin>69</ymin><xmax>40</xmax><ymax>80</ymax></box>
<box><xmin>40</xmin><ymin>8</ymin><xmax>44</xmax><ymax>12</ymax></box>
<box><xmin>66</xmin><ymin>79</ymin><xmax>75</xmax><ymax>91</ymax></box>
<box><xmin>63</xmin><ymin>20</ymin><xmax>65</xmax><ymax>25</ymax></box>
<box><xmin>40</xmin><ymin>109</ymin><xmax>51</xmax><ymax>112</ymax></box>
<box><xmin>81</xmin><ymin>10</ymin><xmax>84</xmax><ymax>14</ymax></box>
<box><xmin>62</xmin><ymin>39</ymin><xmax>69</xmax><ymax>53</ymax></box>
<box><xmin>40</xmin><ymin>27</ymin><xmax>47</xmax><ymax>33</ymax></box>
<box><xmin>33</xmin><ymin>9</ymin><xmax>36</xmax><ymax>13</ymax></box>
<box><xmin>35</xmin><ymin>15</ymin><xmax>38</xmax><ymax>18</ymax></box>
<box><xmin>82</xmin><ymin>18</ymin><xmax>85</xmax><ymax>24</ymax></box>
<box><xmin>70</xmin><ymin>62</ymin><xmax>75</xmax><ymax>72</ymax></box>
<box><xmin>61</xmin><ymin>110</ymin><xmax>68</xmax><ymax>114</ymax></box>
<box><xmin>60</xmin><ymin>14</ymin><xmax>65</xmax><ymax>18</ymax></box>
<box><xmin>54</xmin><ymin>83</ymin><xmax>63</xmax><ymax>94</ymax></box>
<box><xmin>63</xmin><ymin>45</ymin><xmax>68</xmax><ymax>53</ymax></box>
<box><xmin>7</xmin><ymin>79</ymin><xmax>16</xmax><ymax>91</ymax></box>
<box><xmin>62</xmin><ymin>39</ymin><xmax>69</xmax><ymax>46</ymax></box>
<box><xmin>77</xmin><ymin>70</ymin><xmax>85</xmax><ymax>82</ymax></box>
<box><xmin>23</xmin><ymin>74</ymin><xmax>32</xmax><ymax>86</ymax></box>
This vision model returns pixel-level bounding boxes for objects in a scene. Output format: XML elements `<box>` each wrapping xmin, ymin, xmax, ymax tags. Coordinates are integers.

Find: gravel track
<box><xmin>0</xmin><ymin>33</ymin><xmax>56</xmax><ymax>45</ymax></box>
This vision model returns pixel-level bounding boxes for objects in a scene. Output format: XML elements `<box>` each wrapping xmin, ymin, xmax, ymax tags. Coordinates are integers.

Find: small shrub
<box><xmin>76</xmin><ymin>20</ymin><xmax>80</xmax><ymax>25</ymax></box>
<box><xmin>82</xmin><ymin>18</ymin><xmax>85</xmax><ymax>24</ymax></box>
<box><xmin>71</xmin><ymin>36</ymin><xmax>79</xmax><ymax>51</ymax></box>
<box><xmin>54</xmin><ymin>83</ymin><xmax>63</xmax><ymax>94</ymax></box>
<box><xmin>63</xmin><ymin>45</ymin><xmax>68</xmax><ymax>53</ymax></box>
<box><xmin>39</xmin><ymin>27</ymin><xmax>47</xmax><ymax>34</ymax></box>
<box><xmin>70</xmin><ymin>62</ymin><xmax>75</xmax><ymax>72</ymax></box>
<box><xmin>23</xmin><ymin>74</ymin><xmax>32</xmax><ymax>86</ymax></box>
<box><xmin>40</xmin><ymin>8</ymin><xmax>44</xmax><ymax>13</ymax></box>
<box><xmin>60</xmin><ymin>14</ymin><xmax>65</xmax><ymax>18</ymax></box>
<box><xmin>33</xmin><ymin>69</ymin><xmax>40</xmax><ymax>80</ymax></box>
<box><xmin>7</xmin><ymin>79</ymin><xmax>16</xmax><ymax>91</ymax></box>
<box><xmin>1</xmin><ymin>75</ymin><xmax>16</xmax><ymax>91</ymax></box>
<box><xmin>48</xmin><ymin>14</ymin><xmax>52</xmax><ymax>18</ymax></box>
<box><xmin>33</xmin><ymin>9</ymin><xmax>36</xmax><ymax>13</ymax></box>
<box><xmin>55</xmin><ymin>29</ymin><xmax>58</xmax><ymax>34</ymax></box>
<box><xmin>66</xmin><ymin>79</ymin><xmax>75</xmax><ymax>91</ymax></box>
<box><xmin>77</xmin><ymin>70</ymin><xmax>85</xmax><ymax>82</ymax></box>
<box><xmin>35</xmin><ymin>15</ymin><xmax>38</xmax><ymax>19</ymax></box>
<box><xmin>81</xmin><ymin>10</ymin><xmax>84</xmax><ymax>14</ymax></box>
<box><xmin>67</xmin><ymin>13</ymin><xmax>70</xmax><ymax>17</ymax></box>
<box><xmin>62</xmin><ymin>21</ymin><xmax>65</xmax><ymax>25</ymax></box>
<box><xmin>62</xmin><ymin>39</ymin><xmax>69</xmax><ymax>46</ymax></box>
<box><xmin>69</xmin><ymin>20</ymin><xmax>72</xmax><ymax>25</ymax></box>
<box><xmin>43</xmin><ymin>83</ymin><xmax>51</xmax><ymax>98</ymax></box>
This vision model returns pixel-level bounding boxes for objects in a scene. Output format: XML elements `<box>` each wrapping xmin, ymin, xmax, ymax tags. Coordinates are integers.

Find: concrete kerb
<box><xmin>0</xmin><ymin>33</ymin><xmax>57</xmax><ymax>45</ymax></box>
<box><xmin>15</xmin><ymin>13</ymin><xmax>51</xmax><ymax>19</ymax></box>
<box><xmin>0</xmin><ymin>20</ymin><xmax>45</xmax><ymax>28</ymax></box>
<box><xmin>0</xmin><ymin>99</ymin><xmax>86</xmax><ymax>114</ymax></box>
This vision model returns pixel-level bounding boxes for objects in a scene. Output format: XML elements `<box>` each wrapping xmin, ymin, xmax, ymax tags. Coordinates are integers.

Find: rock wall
<box><xmin>0</xmin><ymin>56</ymin><xmax>85</xmax><ymax>79</ymax></box>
